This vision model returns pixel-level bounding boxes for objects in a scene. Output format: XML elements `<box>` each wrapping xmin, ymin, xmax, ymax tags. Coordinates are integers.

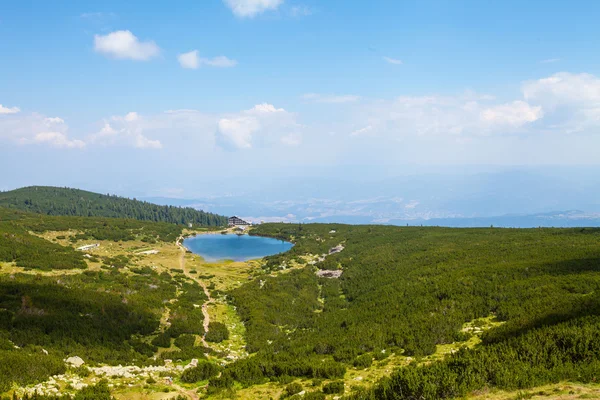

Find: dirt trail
<box><xmin>176</xmin><ymin>236</ymin><xmax>212</xmax><ymax>347</ymax></box>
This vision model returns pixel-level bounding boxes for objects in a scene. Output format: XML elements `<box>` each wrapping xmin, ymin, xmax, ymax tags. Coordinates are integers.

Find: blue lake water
<box><xmin>183</xmin><ymin>234</ymin><xmax>293</xmax><ymax>262</ymax></box>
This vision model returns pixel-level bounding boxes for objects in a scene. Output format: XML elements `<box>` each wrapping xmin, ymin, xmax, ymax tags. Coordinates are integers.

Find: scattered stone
<box><xmin>65</xmin><ymin>356</ymin><xmax>85</xmax><ymax>367</ymax></box>
<box><xmin>328</xmin><ymin>244</ymin><xmax>344</xmax><ymax>255</ymax></box>
<box><xmin>316</xmin><ymin>269</ymin><xmax>343</xmax><ymax>278</ymax></box>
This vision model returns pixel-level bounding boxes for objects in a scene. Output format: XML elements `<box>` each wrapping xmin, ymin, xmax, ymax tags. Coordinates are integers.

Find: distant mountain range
<box><xmin>0</xmin><ymin>186</ymin><xmax>228</xmax><ymax>226</ymax></box>
<box><xmin>141</xmin><ymin>169</ymin><xmax>600</xmax><ymax>228</ymax></box>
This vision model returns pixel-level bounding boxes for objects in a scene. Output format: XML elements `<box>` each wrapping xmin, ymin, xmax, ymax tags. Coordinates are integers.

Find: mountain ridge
<box><xmin>0</xmin><ymin>186</ymin><xmax>227</xmax><ymax>226</ymax></box>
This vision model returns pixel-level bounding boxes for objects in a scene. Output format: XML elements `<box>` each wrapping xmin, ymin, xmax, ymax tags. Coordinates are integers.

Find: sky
<box><xmin>1</xmin><ymin>0</ymin><xmax>600</xmax><ymax>200</ymax></box>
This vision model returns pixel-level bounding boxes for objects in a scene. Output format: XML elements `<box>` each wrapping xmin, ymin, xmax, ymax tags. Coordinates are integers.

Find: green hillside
<box><xmin>213</xmin><ymin>223</ymin><xmax>600</xmax><ymax>397</ymax></box>
<box><xmin>0</xmin><ymin>186</ymin><xmax>227</xmax><ymax>227</ymax></box>
<box><xmin>2</xmin><ymin>212</ymin><xmax>600</xmax><ymax>398</ymax></box>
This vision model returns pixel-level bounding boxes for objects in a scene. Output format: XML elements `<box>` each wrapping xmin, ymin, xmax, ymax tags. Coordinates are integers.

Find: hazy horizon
<box><xmin>2</xmin><ymin>0</ymin><xmax>600</xmax><ymax>225</ymax></box>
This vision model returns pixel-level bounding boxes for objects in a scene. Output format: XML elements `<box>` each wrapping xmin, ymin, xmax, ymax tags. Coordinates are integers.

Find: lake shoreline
<box><xmin>183</xmin><ymin>231</ymin><xmax>293</xmax><ymax>263</ymax></box>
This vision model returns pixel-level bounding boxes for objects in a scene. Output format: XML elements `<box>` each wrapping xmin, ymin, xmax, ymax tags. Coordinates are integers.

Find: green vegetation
<box><xmin>205</xmin><ymin>322</ymin><xmax>229</xmax><ymax>343</ymax></box>
<box><xmin>0</xmin><ymin>221</ymin><xmax>86</xmax><ymax>270</ymax></box>
<box><xmin>210</xmin><ymin>223</ymin><xmax>600</xmax><ymax>396</ymax></box>
<box><xmin>180</xmin><ymin>361</ymin><xmax>221</xmax><ymax>383</ymax></box>
<box><xmin>0</xmin><ymin>253</ymin><xmax>207</xmax><ymax>392</ymax></box>
<box><xmin>0</xmin><ymin>186</ymin><xmax>226</xmax><ymax>226</ymax></box>
<box><xmin>283</xmin><ymin>382</ymin><xmax>303</xmax><ymax>397</ymax></box>
<box><xmin>322</xmin><ymin>380</ymin><xmax>345</xmax><ymax>394</ymax></box>
<box><xmin>0</xmin><ymin>206</ymin><xmax>189</xmax><ymax>272</ymax></box>
<box><xmin>4</xmin><ymin>207</ymin><xmax>600</xmax><ymax>399</ymax></box>
<box><xmin>8</xmin><ymin>380</ymin><xmax>114</xmax><ymax>400</ymax></box>
<box><xmin>350</xmin><ymin>313</ymin><xmax>600</xmax><ymax>399</ymax></box>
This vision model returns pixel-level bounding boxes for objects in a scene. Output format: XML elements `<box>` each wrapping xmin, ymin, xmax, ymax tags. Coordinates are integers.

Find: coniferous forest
<box><xmin>0</xmin><ymin>186</ymin><xmax>227</xmax><ymax>226</ymax></box>
<box><xmin>212</xmin><ymin>223</ymin><xmax>600</xmax><ymax>397</ymax></box>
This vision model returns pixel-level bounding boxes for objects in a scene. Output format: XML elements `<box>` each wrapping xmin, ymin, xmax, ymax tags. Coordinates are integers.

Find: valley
<box><xmin>2</xmin><ymin>191</ymin><xmax>600</xmax><ymax>399</ymax></box>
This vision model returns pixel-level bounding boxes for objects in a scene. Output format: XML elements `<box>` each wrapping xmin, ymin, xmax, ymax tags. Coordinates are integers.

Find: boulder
<box><xmin>65</xmin><ymin>356</ymin><xmax>85</xmax><ymax>367</ymax></box>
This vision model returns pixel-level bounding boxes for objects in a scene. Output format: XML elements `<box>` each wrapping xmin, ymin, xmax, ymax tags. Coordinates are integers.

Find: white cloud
<box><xmin>523</xmin><ymin>72</ymin><xmax>600</xmax><ymax>107</ymax></box>
<box><xmin>383</xmin><ymin>56</ymin><xmax>403</xmax><ymax>65</ymax></box>
<box><xmin>290</xmin><ymin>5</ymin><xmax>312</xmax><ymax>17</ymax></box>
<box><xmin>217</xmin><ymin>117</ymin><xmax>259</xmax><ymax>149</ymax></box>
<box><xmin>353</xmin><ymin>92</ymin><xmax>543</xmax><ymax>139</ymax></box>
<box><xmin>303</xmin><ymin>93</ymin><xmax>360</xmax><ymax>104</ymax></box>
<box><xmin>223</xmin><ymin>0</ymin><xmax>283</xmax><ymax>18</ymax></box>
<box><xmin>480</xmin><ymin>101</ymin><xmax>543</xmax><ymax>127</ymax></box>
<box><xmin>124</xmin><ymin>112</ymin><xmax>139</xmax><ymax>122</ymax></box>
<box><xmin>44</xmin><ymin>117</ymin><xmax>65</xmax><ymax>124</ymax></box>
<box><xmin>521</xmin><ymin>72</ymin><xmax>600</xmax><ymax>133</ymax></box>
<box><xmin>200</xmin><ymin>56</ymin><xmax>237</xmax><ymax>68</ymax></box>
<box><xmin>0</xmin><ymin>111</ymin><xmax>85</xmax><ymax>149</ymax></box>
<box><xmin>94</xmin><ymin>30</ymin><xmax>160</xmax><ymax>61</ymax></box>
<box><xmin>27</xmin><ymin>132</ymin><xmax>86</xmax><ymax>149</ymax></box>
<box><xmin>89</xmin><ymin>112</ymin><xmax>162</xmax><ymax>149</ymax></box>
<box><xmin>178</xmin><ymin>50</ymin><xmax>200</xmax><ymax>69</ymax></box>
<box><xmin>0</xmin><ymin>104</ymin><xmax>20</xmax><ymax>114</ymax></box>
<box><xmin>134</xmin><ymin>134</ymin><xmax>162</xmax><ymax>149</ymax></box>
<box><xmin>351</xmin><ymin>126</ymin><xmax>373</xmax><ymax>136</ymax></box>
<box><xmin>250</xmin><ymin>103</ymin><xmax>285</xmax><ymax>113</ymax></box>
<box><xmin>178</xmin><ymin>51</ymin><xmax>238</xmax><ymax>69</ymax></box>
<box><xmin>216</xmin><ymin>103</ymin><xmax>300</xmax><ymax>150</ymax></box>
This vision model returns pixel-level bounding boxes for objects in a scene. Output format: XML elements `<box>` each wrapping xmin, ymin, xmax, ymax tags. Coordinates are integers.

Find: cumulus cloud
<box><xmin>94</xmin><ymin>30</ymin><xmax>160</xmax><ymax>61</ymax></box>
<box><xmin>0</xmin><ymin>104</ymin><xmax>20</xmax><ymax>114</ymax></box>
<box><xmin>89</xmin><ymin>112</ymin><xmax>162</xmax><ymax>149</ymax></box>
<box><xmin>177</xmin><ymin>50</ymin><xmax>237</xmax><ymax>69</ymax></box>
<box><xmin>383</xmin><ymin>56</ymin><xmax>403</xmax><ymax>65</ymax></box>
<box><xmin>216</xmin><ymin>103</ymin><xmax>300</xmax><ymax>150</ymax></box>
<box><xmin>480</xmin><ymin>101</ymin><xmax>543</xmax><ymax>127</ymax></box>
<box><xmin>522</xmin><ymin>72</ymin><xmax>600</xmax><ymax>133</ymax></box>
<box><xmin>250</xmin><ymin>103</ymin><xmax>285</xmax><ymax>113</ymax></box>
<box><xmin>223</xmin><ymin>0</ymin><xmax>283</xmax><ymax>17</ymax></box>
<box><xmin>0</xmin><ymin>111</ymin><xmax>85</xmax><ymax>149</ymax></box>
<box><xmin>217</xmin><ymin>117</ymin><xmax>259</xmax><ymax>149</ymax></box>
<box><xmin>178</xmin><ymin>50</ymin><xmax>200</xmax><ymax>69</ymax></box>
<box><xmin>352</xmin><ymin>92</ymin><xmax>542</xmax><ymax>139</ymax></box>
<box><xmin>178</xmin><ymin>51</ymin><xmax>238</xmax><ymax>69</ymax></box>
<box><xmin>25</xmin><ymin>132</ymin><xmax>86</xmax><ymax>149</ymax></box>
<box><xmin>523</xmin><ymin>72</ymin><xmax>600</xmax><ymax>107</ymax></box>
<box><xmin>303</xmin><ymin>93</ymin><xmax>360</xmax><ymax>104</ymax></box>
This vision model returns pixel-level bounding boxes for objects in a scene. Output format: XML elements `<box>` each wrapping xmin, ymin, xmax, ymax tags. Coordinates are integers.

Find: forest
<box><xmin>0</xmin><ymin>186</ymin><xmax>227</xmax><ymax>226</ymax></box>
<box><xmin>210</xmin><ymin>223</ymin><xmax>600</xmax><ymax>397</ymax></box>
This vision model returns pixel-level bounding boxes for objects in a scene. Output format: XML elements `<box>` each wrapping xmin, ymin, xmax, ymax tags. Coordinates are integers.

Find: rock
<box><xmin>72</xmin><ymin>382</ymin><xmax>87</xmax><ymax>390</ymax></box>
<box><xmin>65</xmin><ymin>356</ymin><xmax>85</xmax><ymax>367</ymax></box>
<box><xmin>42</xmin><ymin>349</ymin><xmax>48</xmax><ymax>355</ymax></box>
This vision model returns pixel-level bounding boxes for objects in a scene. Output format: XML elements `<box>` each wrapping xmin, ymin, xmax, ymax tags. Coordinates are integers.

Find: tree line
<box><xmin>0</xmin><ymin>186</ymin><xmax>227</xmax><ymax>227</ymax></box>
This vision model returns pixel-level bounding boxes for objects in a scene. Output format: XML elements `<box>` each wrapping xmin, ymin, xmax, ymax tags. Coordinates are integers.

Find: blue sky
<box><xmin>1</xmin><ymin>0</ymin><xmax>600</xmax><ymax>197</ymax></box>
